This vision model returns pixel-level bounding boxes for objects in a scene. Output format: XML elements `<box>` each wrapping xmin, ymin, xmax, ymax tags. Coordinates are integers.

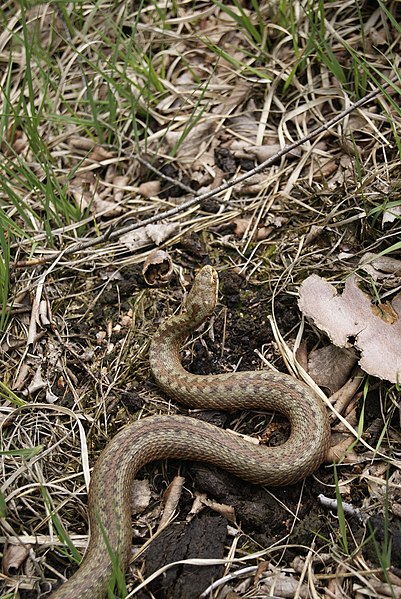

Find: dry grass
<box><xmin>1</xmin><ymin>1</ymin><xmax>401</xmax><ymax>597</ymax></box>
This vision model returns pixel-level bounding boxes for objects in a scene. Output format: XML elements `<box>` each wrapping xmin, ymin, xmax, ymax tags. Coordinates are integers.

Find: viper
<box><xmin>50</xmin><ymin>265</ymin><xmax>330</xmax><ymax>598</ymax></box>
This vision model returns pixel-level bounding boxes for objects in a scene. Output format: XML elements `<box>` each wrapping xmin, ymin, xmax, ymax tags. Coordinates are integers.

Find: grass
<box><xmin>1</xmin><ymin>1</ymin><xmax>401</xmax><ymax>597</ymax></box>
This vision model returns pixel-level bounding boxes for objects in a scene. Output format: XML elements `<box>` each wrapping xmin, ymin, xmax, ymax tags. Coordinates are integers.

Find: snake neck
<box><xmin>149</xmin><ymin>295</ymin><xmax>214</xmax><ymax>371</ymax></box>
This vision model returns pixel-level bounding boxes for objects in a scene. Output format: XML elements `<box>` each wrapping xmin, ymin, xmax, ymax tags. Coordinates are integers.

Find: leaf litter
<box><xmin>1</xmin><ymin>1</ymin><xmax>401</xmax><ymax>598</ymax></box>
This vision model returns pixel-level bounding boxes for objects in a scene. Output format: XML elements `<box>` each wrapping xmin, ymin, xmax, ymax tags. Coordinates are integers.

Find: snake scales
<box><xmin>50</xmin><ymin>265</ymin><xmax>330</xmax><ymax>598</ymax></box>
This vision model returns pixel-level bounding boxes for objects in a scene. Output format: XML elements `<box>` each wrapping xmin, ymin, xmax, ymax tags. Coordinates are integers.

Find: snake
<box><xmin>50</xmin><ymin>265</ymin><xmax>330</xmax><ymax>598</ymax></box>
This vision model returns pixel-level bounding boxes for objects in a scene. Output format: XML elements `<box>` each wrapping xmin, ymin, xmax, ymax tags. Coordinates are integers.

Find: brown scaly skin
<box><xmin>50</xmin><ymin>265</ymin><xmax>330</xmax><ymax>598</ymax></box>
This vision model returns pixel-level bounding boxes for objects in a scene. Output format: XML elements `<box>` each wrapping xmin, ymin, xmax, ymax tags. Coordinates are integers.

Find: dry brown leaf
<box><xmin>112</xmin><ymin>176</ymin><xmax>130</xmax><ymax>203</ymax></box>
<box><xmin>69</xmin><ymin>173</ymin><xmax>96</xmax><ymax>211</ymax></box>
<box><xmin>369</xmin><ymin>28</ymin><xmax>388</xmax><ymax>45</ymax></box>
<box><xmin>327</xmin><ymin>431</ymin><xmax>359</xmax><ymax>464</ymax></box>
<box><xmin>298</xmin><ymin>274</ymin><xmax>401</xmax><ymax>383</ymax></box>
<box><xmin>69</xmin><ymin>136</ymin><xmax>95</xmax><ymax>151</ymax></box>
<box><xmin>199</xmin><ymin>496</ymin><xmax>236</xmax><ymax>523</ymax></box>
<box><xmin>312</xmin><ymin>158</ymin><xmax>338</xmax><ymax>180</ymax></box>
<box><xmin>138</xmin><ymin>180</ymin><xmax>161</xmax><ymax>198</ymax></box>
<box><xmin>158</xmin><ymin>476</ymin><xmax>185</xmax><ymax>531</ymax></box>
<box><xmin>248</xmin><ymin>144</ymin><xmax>282</xmax><ymax>162</ymax></box>
<box><xmin>227</xmin><ymin>113</ymin><xmax>258</xmax><ymax>141</ymax></box>
<box><xmin>308</xmin><ymin>345</ymin><xmax>358</xmax><ymax>394</ymax></box>
<box><xmin>186</xmin><ymin>492</ymin><xmax>207</xmax><ymax>522</ymax></box>
<box><xmin>231</xmin><ymin>217</ymin><xmax>252</xmax><ymax>237</ymax></box>
<box><xmin>87</xmin><ymin>146</ymin><xmax>115</xmax><ymax>163</ymax></box>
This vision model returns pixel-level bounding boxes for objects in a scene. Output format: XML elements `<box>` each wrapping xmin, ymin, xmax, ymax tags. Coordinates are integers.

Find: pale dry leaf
<box><xmin>120</xmin><ymin>223</ymin><xmax>179</xmax><ymax>251</ymax></box>
<box><xmin>27</xmin><ymin>297</ymin><xmax>40</xmax><ymax>345</ymax></box>
<box><xmin>330</xmin><ymin>367</ymin><xmax>364</xmax><ymax>416</ymax></box>
<box><xmin>355</xmin><ymin>573</ymin><xmax>401</xmax><ymax>599</ymax></box>
<box><xmin>308</xmin><ymin>345</ymin><xmax>358</xmax><ymax>394</ymax></box>
<box><xmin>69</xmin><ymin>136</ymin><xmax>95</xmax><ymax>151</ymax></box>
<box><xmin>304</xmin><ymin>224</ymin><xmax>324</xmax><ymax>246</ymax></box>
<box><xmin>383</xmin><ymin>204</ymin><xmax>401</xmax><ymax>225</ymax></box>
<box><xmin>259</xmin><ymin>571</ymin><xmax>309</xmax><ymax>598</ymax></box>
<box><xmin>359</xmin><ymin>252</ymin><xmax>401</xmax><ymax>279</ymax></box>
<box><xmin>256</xmin><ymin>226</ymin><xmax>273</xmax><ymax>241</ymax></box>
<box><xmin>91</xmin><ymin>194</ymin><xmax>124</xmax><ymax>218</ymax></box>
<box><xmin>187</xmin><ymin>492</ymin><xmax>207</xmax><ymax>522</ymax></box>
<box><xmin>231</xmin><ymin>217</ymin><xmax>252</xmax><ymax>237</ymax></box>
<box><xmin>2</xmin><ymin>542</ymin><xmax>30</xmax><ymax>574</ymax></box>
<box><xmin>327</xmin><ymin>431</ymin><xmax>359</xmax><ymax>464</ymax></box>
<box><xmin>237</xmin><ymin>173</ymin><xmax>268</xmax><ymax>195</ymax></box>
<box><xmin>142</xmin><ymin>249</ymin><xmax>174</xmax><ymax>286</ymax></box>
<box><xmin>39</xmin><ymin>299</ymin><xmax>51</xmax><ymax>326</ymax></box>
<box><xmin>120</xmin><ymin>227</ymin><xmax>149</xmax><ymax>251</ymax></box>
<box><xmin>312</xmin><ymin>158</ymin><xmax>338</xmax><ymax>180</ymax></box>
<box><xmin>214</xmin><ymin>80</ymin><xmax>251</xmax><ymax>114</ymax></box>
<box><xmin>69</xmin><ymin>172</ymin><xmax>96</xmax><ymax>211</ymax></box>
<box><xmin>369</xmin><ymin>28</ymin><xmax>388</xmax><ymax>45</ymax></box>
<box><xmin>131</xmin><ymin>479</ymin><xmax>152</xmax><ymax>515</ymax></box>
<box><xmin>227</xmin><ymin>114</ymin><xmax>259</xmax><ymax>141</ymax></box>
<box><xmin>298</xmin><ymin>274</ymin><xmax>401</xmax><ymax>383</ymax></box>
<box><xmin>45</xmin><ymin>387</ymin><xmax>58</xmax><ymax>404</ymax></box>
<box><xmin>12</xmin><ymin>362</ymin><xmax>30</xmax><ymax>391</ymax></box>
<box><xmin>27</xmin><ymin>366</ymin><xmax>47</xmax><ymax>395</ymax></box>
<box><xmin>248</xmin><ymin>144</ymin><xmax>282</xmax><ymax>162</ymax></box>
<box><xmin>146</xmin><ymin>223</ymin><xmax>180</xmax><ymax>246</ymax></box>
<box><xmin>166</xmin><ymin>121</ymin><xmax>217</xmax><ymax>163</ymax></box>
<box><xmin>112</xmin><ymin>176</ymin><xmax>130</xmax><ymax>203</ymax></box>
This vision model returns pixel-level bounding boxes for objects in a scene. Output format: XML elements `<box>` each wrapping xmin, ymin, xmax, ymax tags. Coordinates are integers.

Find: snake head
<box><xmin>185</xmin><ymin>265</ymin><xmax>219</xmax><ymax>317</ymax></box>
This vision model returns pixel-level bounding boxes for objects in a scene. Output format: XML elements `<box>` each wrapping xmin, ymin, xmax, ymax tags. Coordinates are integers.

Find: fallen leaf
<box><xmin>142</xmin><ymin>250</ymin><xmax>174</xmax><ymax>286</ymax></box>
<box><xmin>91</xmin><ymin>194</ymin><xmax>124</xmax><ymax>217</ymax></box>
<box><xmin>166</xmin><ymin>121</ymin><xmax>217</xmax><ymax>164</ymax></box>
<box><xmin>259</xmin><ymin>569</ymin><xmax>309</xmax><ymax>598</ymax></box>
<box><xmin>298</xmin><ymin>274</ymin><xmax>401</xmax><ymax>383</ymax></box>
<box><xmin>87</xmin><ymin>146</ymin><xmax>115</xmax><ymax>163</ymax></box>
<box><xmin>120</xmin><ymin>222</ymin><xmax>179</xmax><ymax>251</ymax></box>
<box><xmin>2</xmin><ymin>542</ymin><xmax>30</xmax><ymax>574</ymax></box>
<box><xmin>112</xmin><ymin>176</ymin><xmax>130</xmax><ymax>203</ymax></box>
<box><xmin>27</xmin><ymin>366</ymin><xmax>47</xmax><ymax>395</ymax></box>
<box><xmin>158</xmin><ymin>476</ymin><xmax>185</xmax><ymax>531</ymax></box>
<box><xmin>383</xmin><ymin>204</ymin><xmax>401</xmax><ymax>225</ymax></box>
<box><xmin>138</xmin><ymin>180</ymin><xmax>161</xmax><ymax>198</ymax></box>
<box><xmin>308</xmin><ymin>345</ymin><xmax>358</xmax><ymax>394</ymax></box>
<box><xmin>131</xmin><ymin>479</ymin><xmax>152</xmax><ymax>515</ymax></box>
<box><xmin>359</xmin><ymin>252</ymin><xmax>401</xmax><ymax>279</ymax></box>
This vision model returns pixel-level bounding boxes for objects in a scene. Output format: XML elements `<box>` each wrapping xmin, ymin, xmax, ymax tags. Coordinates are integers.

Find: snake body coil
<box><xmin>50</xmin><ymin>265</ymin><xmax>330</xmax><ymax>598</ymax></box>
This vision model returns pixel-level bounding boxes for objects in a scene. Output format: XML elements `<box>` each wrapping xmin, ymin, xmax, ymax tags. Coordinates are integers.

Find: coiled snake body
<box><xmin>50</xmin><ymin>266</ymin><xmax>330</xmax><ymax>598</ymax></box>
